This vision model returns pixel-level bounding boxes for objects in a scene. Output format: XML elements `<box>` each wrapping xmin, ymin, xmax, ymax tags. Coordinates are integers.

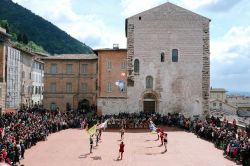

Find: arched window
<box><xmin>134</xmin><ymin>59</ymin><xmax>139</xmax><ymax>73</ymax></box>
<box><xmin>161</xmin><ymin>52</ymin><xmax>165</xmax><ymax>62</ymax></box>
<box><xmin>172</xmin><ymin>49</ymin><xmax>178</xmax><ymax>62</ymax></box>
<box><xmin>146</xmin><ymin>76</ymin><xmax>153</xmax><ymax>89</ymax></box>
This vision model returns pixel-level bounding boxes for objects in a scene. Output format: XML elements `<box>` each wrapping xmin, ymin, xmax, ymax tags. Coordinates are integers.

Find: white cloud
<box><xmin>120</xmin><ymin>0</ymin><xmax>218</xmax><ymax>18</ymax></box>
<box><xmin>180</xmin><ymin>0</ymin><xmax>217</xmax><ymax>10</ymax></box>
<box><xmin>12</xmin><ymin>0</ymin><xmax>126</xmax><ymax>49</ymax></box>
<box><xmin>211</xmin><ymin>26</ymin><xmax>250</xmax><ymax>62</ymax></box>
<box><xmin>120</xmin><ymin>0</ymin><xmax>165</xmax><ymax>17</ymax></box>
<box><xmin>211</xmin><ymin>26</ymin><xmax>250</xmax><ymax>91</ymax></box>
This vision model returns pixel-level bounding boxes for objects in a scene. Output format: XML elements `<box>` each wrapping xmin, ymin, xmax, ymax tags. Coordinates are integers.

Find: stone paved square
<box><xmin>20</xmin><ymin>128</ymin><xmax>235</xmax><ymax>166</ymax></box>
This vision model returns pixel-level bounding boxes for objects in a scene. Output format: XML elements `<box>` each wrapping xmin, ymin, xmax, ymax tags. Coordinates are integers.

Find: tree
<box><xmin>17</xmin><ymin>33</ymin><xmax>23</xmax><ymax>42</ymax></box>
<box><xmin>27</xmin><ymin>41</ymin><xmax>45</xmax><ymax>53</ymax></box>
<box><xmin>22</xmin><ymin>33</ymin><xmax>28</xmax><ymax>44</ymax></box>
<box><xmin>0</xmin><ymin>20</ymin><xmax>10</xmax><ymax>33</ymax></box>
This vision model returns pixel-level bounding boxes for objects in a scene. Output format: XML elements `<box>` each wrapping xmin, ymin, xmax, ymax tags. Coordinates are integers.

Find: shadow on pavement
<box><xmin>78</xmin><ymin>153</ymin><xmax>90</xmax><ymax>159</ymax></box>
<box><xmin>90</xmin><ymin>156</ymin><xmax>102</xmax><ymax>160</ymax></box>
<box><xmin>145</xmin><ymin>151</ymin><xmax>166</xmax><ymax>155</ymax></box>
<box><xmin>113</xmin><ymin>158</ymin><xmax>122</xmax><ymax>162</ymax></box>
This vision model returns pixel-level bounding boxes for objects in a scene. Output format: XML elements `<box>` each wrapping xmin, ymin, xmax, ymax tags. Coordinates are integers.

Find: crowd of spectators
<box><xmin>0</xmin><ymin>108</ymin><xmax>82</xmax><ymax>165</ymax></box>
<box><xmin>102</xmin><ymin>112</ymin><xmax>250</xmax><ymax>165</ymax></box>
<box><xmin>0</xmin><ymin>109</ymin><xmax>249</xmax><ymax>166</ymax></box>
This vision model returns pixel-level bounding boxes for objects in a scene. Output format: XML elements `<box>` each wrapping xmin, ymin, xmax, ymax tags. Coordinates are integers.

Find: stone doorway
<box><xmin>143</xmin><ymin>93</ymin><xmax>157</xmax><ymax>113</ymax></box>
<box><xmin>78</xmin><ymin>99</ymin><xmax>90</xmax><ymax>111</ymax></box>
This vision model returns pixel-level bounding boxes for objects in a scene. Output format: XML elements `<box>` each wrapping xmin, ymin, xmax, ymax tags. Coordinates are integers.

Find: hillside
<box><xmin>0</xmin><ymin>0</ymin><xmax>93</xmax><ymax>54</ymax></box>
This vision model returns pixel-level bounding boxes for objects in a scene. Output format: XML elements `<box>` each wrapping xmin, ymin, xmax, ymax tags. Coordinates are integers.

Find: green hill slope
<box><xmin>0</xmin><ymin>0</ymin><xmax>93</xmax><ymax>54</ymax></box>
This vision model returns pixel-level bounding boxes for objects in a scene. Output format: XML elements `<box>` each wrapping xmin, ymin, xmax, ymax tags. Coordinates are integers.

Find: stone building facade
<box><xmin>0</xmin><ymin>27</ymin><xmax>9</xmax><ymax>113</ymax></box>
<box><xmin>125</xmin><ymin>2</ymin><xmax>210</xmax><ymax>117</ymax></box>
<box><xmin>42</xmin><ymin>54</ymin><xmax>98</xmax><ymax>112</ymax></box>
<box><xmin>95</xmin><ymin>48</ymin><xmax>127</xmax><ymax>114</ymax></box>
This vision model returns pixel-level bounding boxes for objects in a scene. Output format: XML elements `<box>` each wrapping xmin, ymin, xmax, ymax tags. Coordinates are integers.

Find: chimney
<box><xmin>113</xmin><ymin>44</ymin><xmax>119</xmax><ymax>50</ymax></box>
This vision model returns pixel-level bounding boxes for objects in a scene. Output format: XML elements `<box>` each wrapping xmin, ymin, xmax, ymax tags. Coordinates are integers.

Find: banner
<box><xmin>87</xmin><ymin>125</ymin><xmax>97</xmax><ymax>135</ymax></box>
<box><xmin>149</xmin><ymin>121</ymin><xmax>157</xmax><ymax>133</ymax></box>
<box><xmin>97</xmin><ymin>119</ymin><xmax>109</xmax><ymax>129</ymax></box>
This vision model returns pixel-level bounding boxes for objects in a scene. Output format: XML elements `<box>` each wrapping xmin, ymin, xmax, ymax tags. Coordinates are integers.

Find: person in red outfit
<box><xmin>160</xmin><ymin>131</ymin><xmax>164</xmax><ymax>146</ymax></box>
<box><xmin>119</xmin><ymin>141</ymin><xmax>125</xmax><ymax>160</ymax></box>
<box><xmin>156</xmin><ymin>128</ymin><xmax>161</xmax><ymax>140</ymax></box>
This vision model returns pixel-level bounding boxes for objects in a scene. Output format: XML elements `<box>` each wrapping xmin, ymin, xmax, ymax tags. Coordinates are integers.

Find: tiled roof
<box><xmin>210</xmin><ymin>88</ymin><xmax>227</xmax><ymax>92</ymax></box>
<box><xmin>237</xmin><ymin>103</ymin><xmax>250</xmax><ymax>108</ymax></box>
<box><xmin>94</xmin><ymin>48</ymin><xmax>127</xmax><ymax>51</ymax></box>
<box><xmin>43</xmin><ymin>54</ymin><xmax>98</xmax><ymax>60</ymax></box>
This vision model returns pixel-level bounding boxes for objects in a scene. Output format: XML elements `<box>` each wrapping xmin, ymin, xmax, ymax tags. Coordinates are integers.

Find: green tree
<box><xmin>0</xmin><ymin>20</ymin><xmax>10</xmax><ymax>33</ymax></box>
<box><xmin>22</xmin><ymin>33</ymin><xmax>28</xmax><ymax>44</ymax></box>
<box><xmin>17</xmin><ymin>33</ymin><xmax>23</xmax><ymax>42</ymax></box>
<box><xmin>27</xmin><ymin>41</ymin><xmax>45</xmax><ymax>53</ymax></box>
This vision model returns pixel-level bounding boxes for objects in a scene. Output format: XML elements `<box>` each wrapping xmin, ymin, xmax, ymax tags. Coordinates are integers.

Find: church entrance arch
<box><xmin>143</xmin><ymin>93</ymin><xmax>157</xmax><ymax>113</ymax></box>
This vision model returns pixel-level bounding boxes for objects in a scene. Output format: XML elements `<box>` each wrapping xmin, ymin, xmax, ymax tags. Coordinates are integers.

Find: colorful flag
<box><xmin>149</xmin><ymin>121</ymin><xmax>157</xmax><ymax>133</ymax></box>
<box><xmin>97</xmin><ymin>119</ymin><xmax>109</xmax><ymax>130</ymax></box>
<box><xmin>87</xmin><ymin>125</ymin><xmax>97</xmax><ymax>135</ymax></box>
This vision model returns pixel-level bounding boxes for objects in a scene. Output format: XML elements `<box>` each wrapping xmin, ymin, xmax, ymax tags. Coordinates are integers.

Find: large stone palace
<box><xmin>0</xmin><ymin>2</ymin><xmax>211</xmax><ymax>117</ymax></box>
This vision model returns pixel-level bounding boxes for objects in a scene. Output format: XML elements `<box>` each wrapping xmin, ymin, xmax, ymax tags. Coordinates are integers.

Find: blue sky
<box><xmin>12</xmin><ymin>0</ymin><xmax>250</xmax><ymax>92</ymax></box>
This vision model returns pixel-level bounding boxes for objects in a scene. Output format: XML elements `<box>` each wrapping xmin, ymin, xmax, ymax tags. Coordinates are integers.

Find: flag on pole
<box><xmin>97</xmin><ymin>119</ymin><xmax>109</xmax><ymax>130</ymax></box>
<box><xmin>149</xmin><ymin>121</ymin><xmax>157</xmax><ymax>134</ymax></box>
<box><xmin>87</xmin><ymin>125</ymin><xmax>97</xmax><ymax>135</ymax></box>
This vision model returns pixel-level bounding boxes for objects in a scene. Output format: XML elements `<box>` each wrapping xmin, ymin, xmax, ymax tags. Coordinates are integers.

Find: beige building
<box><xmin>226</xmin><ymin>96</ymin><xmax>250</xmax><ymax>107</ymax></box>
<box><xmin>209</xmin><ymin>99</ymin><xmax>237</xmax><ymax>117</ymax></box>
<box><xmin>124</xmin><ymin>2</ymin><xmax>210</xmax><ymax>117</ymax></box>
<box><xmin>210</xmin><ymin>88</ymin><xmax>227</xmax><ymax>102</ymax></box>
<box><xmin>16</xmin><ymin>47</ymin><xmax>35</xmax><ymax>107</ymax></box>
<box><xmin>237</xmin><ymin>103</ymin><xmax>250</xmax><ymax>116</ymax></box>
<box><xmin>95</xmin><ymin>47</ymin><xmax>127</xmax><ymax>114</ymax></box>
<box><xmin>42</xmin><ymin>54</ymin><xmax>98</xmax><ymax>112</ymax></box>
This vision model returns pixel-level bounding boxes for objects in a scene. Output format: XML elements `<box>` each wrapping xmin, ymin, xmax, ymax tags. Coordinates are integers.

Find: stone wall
<box><xmin>97</xmin><ymin>98</ymin><xmax>127</xmax><ymax>115</ymax></box>
<box><xmin>202</xmin><ymin>22</ymin><xmax>210</xmax><ymax>117</ymax></box>
<box><xmin>127</xmin><ymin>23</ymin><xmax>135</xmax><ymax>84</ymax></box>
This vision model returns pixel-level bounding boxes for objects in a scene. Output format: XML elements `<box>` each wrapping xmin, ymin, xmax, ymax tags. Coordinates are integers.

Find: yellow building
<box><xmin>210</xmin><ymin>88</ymin><xmax>227</xmax><ymax>102</ymax></box>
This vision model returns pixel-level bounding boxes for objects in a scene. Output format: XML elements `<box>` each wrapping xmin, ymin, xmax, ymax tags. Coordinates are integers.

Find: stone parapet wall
<box><xmin>97</xmin><ymin>98</ymin><xmax>127</xmax><ymax>115</ymax></box>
